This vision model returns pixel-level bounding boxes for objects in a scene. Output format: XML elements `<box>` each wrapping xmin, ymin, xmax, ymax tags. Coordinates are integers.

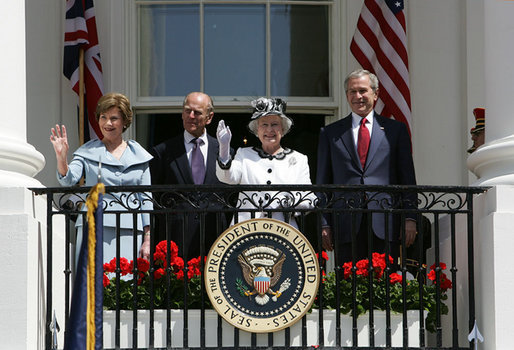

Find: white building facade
<box><xmin>2</xmin><ymin>0</ymin><xmax>513</xmax><ymax>349</ymax></box>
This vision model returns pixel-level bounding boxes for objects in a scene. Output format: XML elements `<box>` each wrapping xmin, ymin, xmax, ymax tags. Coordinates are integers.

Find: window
<box><xmin>137</xmin><ymin>0</ymin><xmax>331</xmax><ymax>99</ymax></box>
<box><xmin>131</xmin><ymin>0</ymin><xmax>339</xmax><ymax>179</ymax></box>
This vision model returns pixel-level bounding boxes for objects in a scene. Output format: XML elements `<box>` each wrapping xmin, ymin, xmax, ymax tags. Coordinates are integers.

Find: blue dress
<box><xmin>57</xmin><ymin>139</ymin><xmax>153</xmax><ymax>264</ymax></box>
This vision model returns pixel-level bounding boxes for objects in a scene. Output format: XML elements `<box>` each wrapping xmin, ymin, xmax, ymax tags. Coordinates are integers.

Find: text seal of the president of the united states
<box><xmin>205</xmin><ymin>218</ymin><xmax>320</xmax><ymax>333</ymax></box>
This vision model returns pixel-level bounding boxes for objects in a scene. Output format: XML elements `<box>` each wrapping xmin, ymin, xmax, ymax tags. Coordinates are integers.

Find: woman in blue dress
<box><xmin>50</xmin><ymin>92</ymin><xmax>153</xmax><ymax>263</ymax></box>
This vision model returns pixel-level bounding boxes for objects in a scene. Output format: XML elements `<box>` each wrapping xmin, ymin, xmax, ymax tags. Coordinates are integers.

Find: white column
<box><xmin>466</xmin><ymin>3</ymin><xmax>514</xmax><ymax>350</ymax></box>
<box><xmin>471</xmin><ymin>186</ymin><xmax>514</xmax><ymax>350</ymax></box>
<box><xmin>0</xmin><ymin>2</ymin><xmax>50</xmax><ymax>350</ymax></box>
<box><xmin>467</xmin><ymin>1</ymin><xmax>514</xmax><ymax>185</ymax></box>
<box><xmin>0</xmin><ymin>1</ymin><xmax>45</xmax><ymax>187</ymax></box>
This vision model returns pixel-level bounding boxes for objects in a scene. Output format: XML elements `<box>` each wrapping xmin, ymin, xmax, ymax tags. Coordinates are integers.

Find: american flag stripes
<box><xmin>64</xmin><ymin>0</ymin><xmax>104</xmax><ymax>141</ymax></box>
<box><xmin>350</xmin><ymin>0</ymin><xmax>412</xmax><ymax>136</ymax></box>
<box><xmin>254</xmin><ymin>276</ymin><xmax>271</xmax><ymax>295</ymax></box>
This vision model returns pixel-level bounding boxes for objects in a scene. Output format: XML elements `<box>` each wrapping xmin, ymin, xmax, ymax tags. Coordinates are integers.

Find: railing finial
<box><xmin>97</xmin><ymin>156</ymin><xmax>102</xmax><ymax>183</ymax></box>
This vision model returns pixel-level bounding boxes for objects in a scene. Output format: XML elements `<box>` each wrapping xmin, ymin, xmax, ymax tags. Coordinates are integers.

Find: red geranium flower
<box><xmin>428</xmin><ymin>270</ymin><xmax>452</xmax><ymax>290</ymax></box>
<box><xmin>371</xmin><ymin>253</ymin><xmax>385</xmax><ymax>278</ymax></box>
<box><xmin>154</xmin><ymin>268</ymin><xmax>165</xmax><ymax>280</ymax></box>
<box><xmin>315</xmin><ymin>254</ymin><xmax>453</xmax><ymax>334</ymax></box>
<box><xmin>316</xmin><ymin>251</ymin><xmax>330</xmax><ymax>261</ymax></box>
<box><xmin>171</xmin><ymin>256</ymin><xmax>184</xmax><ymax>271</ymax></box>
<box><xmin>342</xmin><ymin>261</ymin><xmax>353</xmax><ymax>279</ymax></box>
<box><xmin>427</xmin><ymin>270</ymin><xmax>435</xmax><ymax>281</ymax></box>
<box><xmin>153</xmin><ymin>251</ymin><xmax>166</xmax><ymax>264</ymax></box>
<box><xmin>187</xmin><ymin>256</ymin><xmax>202</xmax><ymax>279</ymax></box>
<box><xmin>128</xmin><ymin>258</ymin><xmax>150</xmax><ymax>284</ymax></box>
<box><xmin>103</xmin><ymin>273</ymin><xmax>110</xmax><ymax>287</ymax></box>
<box><xmin>430</xmin><ymin>262</ymin><xmax>447</xmax><ymax>271</ymax></box>
<box><xmin>322</xmin><ymin>251</ymin><xmax>329</xmax><ymax>261</ymax></box>
<box><xmin>439</xmin><ymin>274</ymin><xmax>453</xmax><ymax>290</ymax></box>
<box><xmin>104</xmin><ymin>261</ymin><xmax>115</xmax><ymax>273</ymax></box>
<box><xmin>390</xmin><ymin>272</ymin><xmax>402</xmax><ymax>284</ymax></box>
<box><xmin>106</xmin><ymin>258</ymin><xmax>117</xmax><ymax>273</ymax></box>
<box><xmin>355</xmin><ymin>259</ymin><xmax>369</xmax><ymax>277</ymax></box>
<box><xmin>136</xmin><ymin>257</ymin><xmax>150</xmax><ymax>273</ymax></box>
<box><xmin>119</xmin><ymin>257</ymin><xmax>131</xmax><ymax>276</ymax></box>
<box><xmin>103</xmin><ymin>239</ymin><xmax>209</xmax><ymax>311</ymax></box>
<box><xmin>105</xmin><ymin>257</ymin><xmax>132</xmax><ymax>276</ymax></box>
<box><xmin>155</xmin><ymin>240</ymin><xmax>179</xmax><ymax>261</ymax></box>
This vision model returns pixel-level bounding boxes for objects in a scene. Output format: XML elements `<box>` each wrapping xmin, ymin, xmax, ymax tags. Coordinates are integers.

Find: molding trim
<box><xmin>0</xmin><ymin>137</ymin><xmax>45</xmax><ymax>186</ymax></box>
<box><xmin>467</xmin><ymin>136</ymin><xmax>514</xmax><ymax>185</ymax></box>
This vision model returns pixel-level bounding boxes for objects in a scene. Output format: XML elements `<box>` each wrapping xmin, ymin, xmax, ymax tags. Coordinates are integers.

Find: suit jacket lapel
<box><xmin>204</xmin><ymin>135</ymin><xmax>218</xmax><ymax>184</ymax></box>
<box><xmin>340</xmin><ymin>115</ymin><xmax>362</xmax><ymax>171</ymax></box>
<box><xmin>365</xmin><ymin>113</ymin><xmax>386</xmax><ymax>170</ymax></box>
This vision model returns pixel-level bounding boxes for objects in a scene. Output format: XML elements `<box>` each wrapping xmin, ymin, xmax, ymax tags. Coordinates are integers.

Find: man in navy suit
<box><xmin>316</xmin><ymin>69</ymin><xmax>417</xmax><ymax>264</ymax></box>
<box><xmin>150</xmin><ymin>92</ymin><xmax>228</xmax><ymax>259</ymax></box>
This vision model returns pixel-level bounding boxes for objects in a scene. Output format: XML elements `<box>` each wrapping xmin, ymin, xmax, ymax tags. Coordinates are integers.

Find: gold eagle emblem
<box><xmin>237</xmin><ymin>245</ymin><xmax>290</xmax><ymax>305</ymax></box>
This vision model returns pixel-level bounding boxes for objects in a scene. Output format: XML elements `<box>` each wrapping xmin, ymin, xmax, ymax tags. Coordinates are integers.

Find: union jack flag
<box><xmin>350</xmin><ymin>0</ymin><xmax>412</xmax><ymax>137</ymax></box>
<box><xmin>64</xmin><ymin>0</ymin><xmax>104</xmax><ymax>141</ymax></box>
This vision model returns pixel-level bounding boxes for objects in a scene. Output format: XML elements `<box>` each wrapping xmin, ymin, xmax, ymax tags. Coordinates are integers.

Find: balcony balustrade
<box><xmin>31</xmin><ymin>184</ymin><xmax>486</xmax><ymax>350</ymax></box>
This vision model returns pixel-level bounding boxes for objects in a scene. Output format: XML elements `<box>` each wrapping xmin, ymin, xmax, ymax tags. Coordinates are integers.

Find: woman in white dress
<box><xmin>216</xmin><ymin>97</ymin><xmax>315</xmax><ymax>228</ymax></box>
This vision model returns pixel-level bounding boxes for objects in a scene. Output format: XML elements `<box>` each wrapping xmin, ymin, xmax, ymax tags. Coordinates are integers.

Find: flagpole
<box><xmin>78</xmin><ymin>47</ymin><xmax>85</xmax><ymax>146</ymax></box>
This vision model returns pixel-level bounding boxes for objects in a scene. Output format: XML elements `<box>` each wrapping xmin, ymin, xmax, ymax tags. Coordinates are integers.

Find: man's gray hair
<box><xmin>344</xmin><ymin>69</ymin><xmax>379</xmax><ymax>92</ymax></box>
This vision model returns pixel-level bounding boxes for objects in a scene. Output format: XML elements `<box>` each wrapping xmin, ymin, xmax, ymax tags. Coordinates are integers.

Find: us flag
<box><xmin>350</xmin><ymin>0</ymin><xmax>412</xmax><ymax>136</ymax></box>
<box><xmin>63</xmin><ymin>0</ymin><xmax>104</xmax><ymax>141</ymax></box>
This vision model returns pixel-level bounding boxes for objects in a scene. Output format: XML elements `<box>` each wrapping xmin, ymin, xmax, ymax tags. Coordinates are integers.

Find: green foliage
<box><xmin>103</xmin><ymin>240</ymin><xmax>211</xmax><ymax>311</ymax></box>
<box><xmin>315</xmin><ymin>254</ymin><xmax>451</xmax><ymax>333</ymax></box>
<box><xmin>103</xmin><ymin>273</ymin><xmax>211</xmax><ymax>311</ymax></box>
<box><xmin>235</xmin><ymin>278</ymin><xmax>249</xmax><ymax>296</ymax></box>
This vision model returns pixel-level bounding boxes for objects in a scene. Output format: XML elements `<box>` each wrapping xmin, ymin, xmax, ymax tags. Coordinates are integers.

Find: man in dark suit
<box><xmin>150</xmin><ymin>92</ymin><xmax>228</xmax><ymax>259</ymax></box>
<box><xmin>316</xmin><ymin>69</ymin><xmax>417</xmax><ymax>264</ymax></box>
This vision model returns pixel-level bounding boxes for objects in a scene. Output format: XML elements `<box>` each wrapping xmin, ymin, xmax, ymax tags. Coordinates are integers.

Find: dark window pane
<box><xmin>204</xmin><ymin>5</ymin><xmax>266</xmax><ymax>96</ymax></box>
<box><xmin>139</xmin><ymin>5</ymin><xmax>200</xmax><ymax>96</ymax></box>
<box><xmin>137</xmin><ymin>112</ymin><xmax>325</xmax><ymax>181</ymax></box>
<box><xmin>271</xmin><ymin>5</ymin><xmax>330</xmax><ymax>97</ymax></box>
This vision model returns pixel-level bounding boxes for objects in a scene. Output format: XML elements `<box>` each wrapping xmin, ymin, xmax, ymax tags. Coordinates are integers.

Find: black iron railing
<box><xmin>31</xmin><ymin>184</ymin><xmax>486</xmax><ymax>350</ymax></box>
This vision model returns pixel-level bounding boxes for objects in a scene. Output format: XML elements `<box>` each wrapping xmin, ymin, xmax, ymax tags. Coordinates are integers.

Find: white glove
<box><xmin>216</xmin><ymin>120</ymin><xmax>232</xmax><ymax>163</ymax></box>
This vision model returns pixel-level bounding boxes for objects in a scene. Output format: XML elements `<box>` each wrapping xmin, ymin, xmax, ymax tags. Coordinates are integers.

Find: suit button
<box><xmin>266</xmin><ymin>180</ymin><xmax>271</xmax><ymax>185</ymax></box>
<box><xmin>267</xmin><ymin>168</ymin><xmax>272</xmax><ymax>173</ymax></box>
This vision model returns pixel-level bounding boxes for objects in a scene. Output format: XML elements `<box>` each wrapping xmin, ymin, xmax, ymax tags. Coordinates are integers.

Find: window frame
<box><xmin>124</xmin><ymin>0</ymin><xmax>342</xmax><ymax>115</ymax></box>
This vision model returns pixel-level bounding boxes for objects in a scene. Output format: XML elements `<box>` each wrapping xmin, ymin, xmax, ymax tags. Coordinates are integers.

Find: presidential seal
<box><xmin>205</xmin><ymin>218</ymin><xmax>320</xmax><ymax>333</ymax></box>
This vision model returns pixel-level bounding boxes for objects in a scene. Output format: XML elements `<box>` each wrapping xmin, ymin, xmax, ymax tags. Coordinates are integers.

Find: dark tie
<box><xmin>191</xmin><ymin>138</ymin><xmax>206</xmax><ymax>184</ymax></box>
<box><xmin>357</xmin><ymin>118</ymin><xmax>370</xmax><ymax>169</ymax></box>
